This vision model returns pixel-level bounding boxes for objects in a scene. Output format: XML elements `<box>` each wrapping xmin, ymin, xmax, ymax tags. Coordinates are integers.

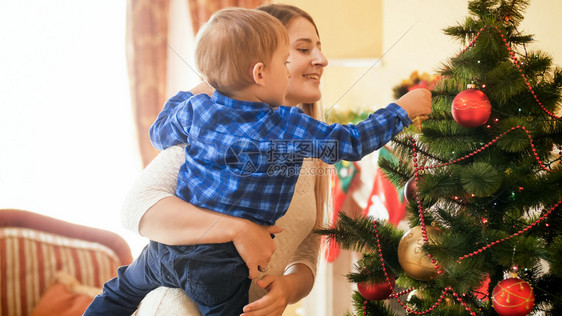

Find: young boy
<box><xmin>86</xmin><ymin>7</ymin><xmax>430</xmax><ymax>316</ymax></box>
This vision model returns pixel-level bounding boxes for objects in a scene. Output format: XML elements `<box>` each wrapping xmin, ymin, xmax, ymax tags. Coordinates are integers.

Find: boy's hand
<box><xmin>231</xmin><ymin>220</ymin><xmax>283</xmax><ymax>279</ymax></box>
<box><xmin>395</xmin><ymin>88</ymin><xmax>432</xmax><ymax>121</ymax></box>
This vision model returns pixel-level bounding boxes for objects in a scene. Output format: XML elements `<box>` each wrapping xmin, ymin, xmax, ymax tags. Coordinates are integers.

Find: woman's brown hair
<box><xmin>257</xmin><ymin>4</ymin><xmax>330</xmax><ymax>229</ymax></box>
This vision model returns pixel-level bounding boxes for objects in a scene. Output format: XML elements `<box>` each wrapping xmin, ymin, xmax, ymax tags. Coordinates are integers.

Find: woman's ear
<box><xmin>251</xmin><ymin>62</ymin><xmax>266</xmax><ymax>86</ymax></box>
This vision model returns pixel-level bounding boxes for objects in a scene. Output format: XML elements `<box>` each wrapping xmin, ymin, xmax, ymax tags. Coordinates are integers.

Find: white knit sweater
<box><xmin>122</xmin><ymin>145</ymin><xmax>321</xmax><ymax>315</ymax></box>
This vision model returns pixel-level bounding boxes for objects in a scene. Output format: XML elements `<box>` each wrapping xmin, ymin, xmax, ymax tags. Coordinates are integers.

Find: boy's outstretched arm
<box><xmin>395</xmin><ymin>88</ymin><xmax>432</xmax><ymax>120</ymax></box>
<box><xmin>282</xmin><ymin>88</ymin><xmax>432</xmax><ymax>163</ymax></box>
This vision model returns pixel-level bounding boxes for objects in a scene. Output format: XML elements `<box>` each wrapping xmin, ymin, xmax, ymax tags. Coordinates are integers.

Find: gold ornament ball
<box><xmin>398</xmin><ymin>225</ymin><xmax>441</xmax><ymax>281</ymax></box>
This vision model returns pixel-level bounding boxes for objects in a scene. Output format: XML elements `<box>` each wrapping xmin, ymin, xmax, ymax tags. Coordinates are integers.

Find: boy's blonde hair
<box><xmin>195</xmin><ymin>8</ymin><xmax>289</xmax><ymax>96</ymax></box>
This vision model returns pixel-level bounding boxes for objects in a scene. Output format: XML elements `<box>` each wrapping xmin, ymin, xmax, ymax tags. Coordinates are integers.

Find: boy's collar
<box><xmin>211</xmin><ymin>91</ymin><xmax>276</xmax><ymax>110</ymax></box>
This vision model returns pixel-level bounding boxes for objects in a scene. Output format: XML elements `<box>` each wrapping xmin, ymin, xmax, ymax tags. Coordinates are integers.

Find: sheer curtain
<box><xmin>188</xmin><ymin>0</ymin><xmax>267</xmax><ymax>34</ymax></box>
<box><xmin>127</xmin><ymin>0</ymin><xmax>170</xmax><ymax>167</ymax></box>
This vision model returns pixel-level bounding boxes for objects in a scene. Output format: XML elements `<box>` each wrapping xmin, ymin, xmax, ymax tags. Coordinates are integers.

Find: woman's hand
<box><xmin>231</xmin><ymin>219</ymin><xmax>283</xmax><ymax>279</ymax></box>
<box><xmin>240</xmin><ymin>275</ymin><xmax>292</xmax><ymax>316</ymax></box>
<box><xmin>241</xmin><ymin>263</ymin><xmax>314</xmax><ymax>316</ymax></box>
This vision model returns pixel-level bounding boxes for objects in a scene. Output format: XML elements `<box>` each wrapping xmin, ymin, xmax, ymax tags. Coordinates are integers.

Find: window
<box><xmin>0</xmin><ymin>0</ymin><xmax>147</xmax><ymax>256</ymax></box>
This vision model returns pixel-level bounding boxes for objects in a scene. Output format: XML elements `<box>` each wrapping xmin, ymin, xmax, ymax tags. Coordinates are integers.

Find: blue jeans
<box><xmin>84</xmin><ymin>241</ymin><xmax>250</xmax><ymax>316</ymax></box>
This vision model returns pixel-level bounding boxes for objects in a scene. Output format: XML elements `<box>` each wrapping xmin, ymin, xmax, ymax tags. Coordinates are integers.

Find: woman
<box><xmin>123</xmin><ymin>4</ymin><xmax>331</xmax><ymax>315</ymax></box>
<box><xmin>124</xmin><ymin>4</ymin><xmax>430</xmax><ymax>315</ymax></box>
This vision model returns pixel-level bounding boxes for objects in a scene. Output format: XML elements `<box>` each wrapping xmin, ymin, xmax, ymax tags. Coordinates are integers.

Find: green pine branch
<box><xmin>316</xmin><ymin>213</ymin><xmax>404</xmax><ymax>262</ymax></box>
<box><xmin>343</xmin><ymin>0</ymin><xmax>561</xmax><ymax>314</ymax></box>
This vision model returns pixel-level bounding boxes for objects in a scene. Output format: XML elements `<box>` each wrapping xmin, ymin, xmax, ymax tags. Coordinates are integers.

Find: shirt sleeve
<box><xmin>285</xmin><ymin>228</ymin><xmax>321</xmax><ymax>279</ymax></box>
<box><xmin>149</xmin><ymin>91</ymin><xmax>195</xmax><ymax>151</ymax></box>
<box><xmin>121</xmin><ymin>145</ymin><xmax>185</xmax><ymax>234</ymax></box>
<box><xmin>283</xmin><ymin>103</ymin><xmax>412</xmax><ymax>163</ymax></box>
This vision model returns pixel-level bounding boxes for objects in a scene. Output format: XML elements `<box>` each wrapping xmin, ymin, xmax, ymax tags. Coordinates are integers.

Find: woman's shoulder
<box><xmin>149</xmin><ymin>145</ymin><xmax>187</xmax><ymax>170</ymax></box>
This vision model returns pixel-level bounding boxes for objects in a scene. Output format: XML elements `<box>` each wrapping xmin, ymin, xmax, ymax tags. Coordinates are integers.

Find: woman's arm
<box><xmin>242</xmin><ymin>170</ymin><xmax>323</xmax><ymax>315</ymax></box>
<box><xmin>121</xmin><ymin>145</ymin><xmax>280</xmax><ymax>278</ymax></box>
<box><xmin>139</xmin><ymin>195</ymin><xmax>250</xmax><ymax>245</ymax></box>
<box><xmin>282</xmin><ymin>263</ymin><xmax>315</xmax><ymax>304</ymax></box>
<box><xmin>241</xmin><ymin>214</ymin><xmax>321</xmax><ymax>315</ymax></box>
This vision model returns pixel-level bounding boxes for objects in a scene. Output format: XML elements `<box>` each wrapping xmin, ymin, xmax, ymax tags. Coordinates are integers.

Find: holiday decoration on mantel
<box><xmin>318</xmin><ymin>0</ymin><xmax>562</xmax><ymax>315</ymax></box>
<box><xmin>392</xmin><ymin>71</ymin><xmax>439</xmax><ymax>100</ymax></box>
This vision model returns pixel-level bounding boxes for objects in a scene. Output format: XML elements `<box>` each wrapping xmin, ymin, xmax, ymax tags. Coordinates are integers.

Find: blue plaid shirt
<box><xmin>150</xmin><ymin>91</ymin><xmax>412</xmax><ymax>225</ymax></box>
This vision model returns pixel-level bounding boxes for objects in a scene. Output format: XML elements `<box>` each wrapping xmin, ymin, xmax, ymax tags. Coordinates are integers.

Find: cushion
<box><xmin>30</xmin><ymin>271</ymin><xmax>102</xmax><ymax>316</ymax></box>
<box><xmin>30</xmin><ymin>283</ymin><xmax>94</xmax><ymax>316</ymax></box>
<box><xmin>0</xmin><ymin>227</ymin><xmax>121</xmax><ymax>316</ymax></box>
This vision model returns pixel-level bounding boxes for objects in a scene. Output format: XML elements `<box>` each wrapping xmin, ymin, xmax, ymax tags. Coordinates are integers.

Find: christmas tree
<box><xmin>318</xmin><ymin>1</ymin><xmax>562</xmax><ymax>315</ymax></box>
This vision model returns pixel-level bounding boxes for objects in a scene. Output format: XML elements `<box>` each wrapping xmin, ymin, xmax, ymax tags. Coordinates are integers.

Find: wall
<box><xmin>168</xmin><ymin>1</ymin><xmax>562</xmax><ymax>112</ymax></box>
<box><xmin>276</xmin><ymin>0</ymin><xmax>383</xmax><ymax>59</ymax></box>
<box><xmin>168</xmin><ymin>1</ymin><xmax>562</xmax><ymax>113</ymax></box>
<box><xmin>319</xmin><ymin>0</ymin><xmax>562</xmax><ymax>113</ymax></box>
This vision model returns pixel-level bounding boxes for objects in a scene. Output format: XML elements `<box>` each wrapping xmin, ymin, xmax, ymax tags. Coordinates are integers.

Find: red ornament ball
<box><xmin>357</xmin><ymin>274</ymin><xmax>396</xmax><ymax>300</ymax></box>
<box><xmin>451</xmin><ymin>87</ymin><xmax>492</xmax><ymax>128</ymax></box>
<box><xmin>404</xmin><ymin>176</ymin><xmax>418</xmax><ymax>203</ymax></box>
<box><xmin>491</xmin><ymin>278</ymin><xmax>535</xmax><ymax>316</ymax></box>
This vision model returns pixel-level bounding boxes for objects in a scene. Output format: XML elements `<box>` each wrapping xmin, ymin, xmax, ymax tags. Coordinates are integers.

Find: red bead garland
<box><xmin>458</xmin><ymin>200</ymin><xmax>560</xmax><ymax>262</ymax></box>
<box><xmin>394</xmin><ymin>134</ymin><xmax>558</xmax><ymax>315</ymax></box>
<box><xmin>392</xmin><ymin>287</ymin><xmax>477</xmax><ymax>315</ymax></box>
<box><xmin>359</xmin><ymin>25</ymin><xmax>561</xmax><ymax>316</ymax></box>
<box><xmin>411</xmin><ymin>126</ymin><xmax>561</xmax><ymax>264</ymax></box>
<box><xmin>458</xmin><ymin>26</ymin><xmax>561</xmax><ymax>120</ymax></box>
<box><xmin>368</xmin><ymin>221</ymin><xmax>395</xmax><ymax>295</ymax></box>
<box><xmin>411</xmin><ymin>125</ymin><xmax>561</xmax><ymax>264</ymax></box>
<box><xmin>421</xmin><ymin>126</ymin><xmax>550</xmax><ymax>172</ymax></box>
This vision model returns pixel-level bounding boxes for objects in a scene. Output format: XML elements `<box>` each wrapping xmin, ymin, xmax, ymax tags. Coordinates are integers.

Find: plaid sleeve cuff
<box><xmin>387</xmin><ymin>102</ymin><xmax>413</xmax><ymax>126</ymax></box>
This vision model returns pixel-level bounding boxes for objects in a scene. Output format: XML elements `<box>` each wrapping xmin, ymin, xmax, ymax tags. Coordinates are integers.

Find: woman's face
<box><xmin>284</xmin><ymin>17</ymin><xmax>328</xmax><ymax>106</ymax></box>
